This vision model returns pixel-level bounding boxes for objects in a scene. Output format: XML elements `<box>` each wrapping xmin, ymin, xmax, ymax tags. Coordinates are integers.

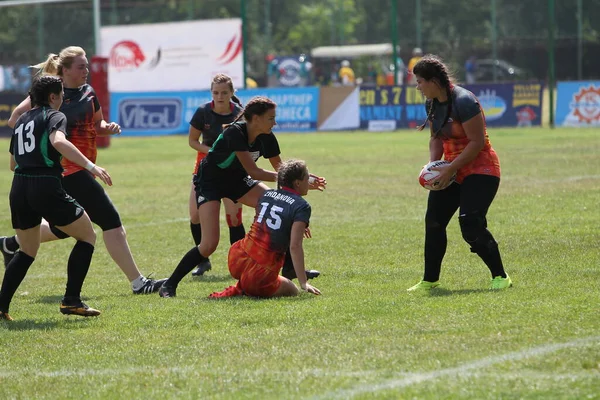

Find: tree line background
<box><xmin>0</xmin><ymin>0</ymin><xmax>598</xmax><ymax>85</ymax></box>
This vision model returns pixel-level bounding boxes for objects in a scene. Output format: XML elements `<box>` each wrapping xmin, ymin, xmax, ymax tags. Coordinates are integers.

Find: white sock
<box><xmin>131</xmin><ymin>275</ymin><xmax>147</xmax><ymax>290</ymax></box>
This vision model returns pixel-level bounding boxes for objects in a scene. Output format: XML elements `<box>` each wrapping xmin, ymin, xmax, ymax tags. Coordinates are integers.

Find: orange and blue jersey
<box><xmin>426</xmin><ymin>85</ymin><xmax>500</xmax><ymax>183</ymax></box>
<box><xmin>246</xmin><ymin>188</ymin><xmax>311</xmax><ymax>255</ymax></box>
<box><xmin>59</xmin><ymin>84</ymin><xmax>100</xmax><ymax>177</ymax></box>
<box><xmin>228</xmin><ymin>187</ymin><xmax>311</xmax><ymax>296</ymax></box>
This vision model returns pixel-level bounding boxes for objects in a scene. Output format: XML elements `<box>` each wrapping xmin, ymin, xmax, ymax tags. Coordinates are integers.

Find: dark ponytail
<box><xmin>230</xmin><ymin>96</ymin><xmax>276</xmax><ymax>126</ymax></box>
<box><xmin>29</xmin><ymin>75</ymin><xmax>63</xmax><ymax>108</ymax></box>
<box><xmin>413</xmin><ymin>55</ymin><xmax>455</xmax><ymax>135</ymax></box>
<box><xmin>231</xmin><ymin>94</ymin><xmax>243</xmax><ymax>108</ymax></box>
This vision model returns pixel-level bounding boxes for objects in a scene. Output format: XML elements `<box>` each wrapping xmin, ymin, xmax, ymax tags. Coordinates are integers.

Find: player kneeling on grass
<box><xmin>210</xmin><ymin>159</ymin><xmax>321</xmax><ymax>298</ymax></box>
<box><xmin>0</xmin><ymin>76</ymin><xmax>111</xmax><ymax>321</ymax></box>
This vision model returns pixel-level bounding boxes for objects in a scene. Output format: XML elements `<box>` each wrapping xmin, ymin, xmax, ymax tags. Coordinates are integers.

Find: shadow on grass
<box><xmin>190</xmin><ymin>274</ymin><xmax>235</xmax><ymax>283</ymax></box>
<box><xmin>202</xmin><ymin>293</ymin><xmax>317</xmax><ymax>303</ymax></box>
<box><xmin>0</xmin><ymin>316</ymin><xmax>94</xmax><ymax>331</ymax></box>
<box><xmin>428</xmin><ymin>288</ymin><xmax>490</xmax><ymax>297</ymax></box>
<box><xmin>36</xmin><ymin>295</ymin><xmax>107</xmax><ymax>304</ymax></box>
<box><xmin>0</xmin><ymin>319</ymin><xmax>60</xmax><ymax>331</ymax></box>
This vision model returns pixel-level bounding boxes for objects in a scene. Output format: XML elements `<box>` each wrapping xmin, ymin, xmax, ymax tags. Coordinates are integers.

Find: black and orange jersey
<box><xmin>246</xmin><ymin>188</ymin><xmax>311</xmax><ymax>254</ymax></box>
<box><xmin>425</xmin><ymin>85</ymin><xmax>500</xmax><ymax>183</ymax></box>
<box><xmin>59</xmin><ymin>84</ymin><xmax>100</xmax><ymax>176</ymax></box>
<box><xmin>203</xmin><ymin>121</ymin><xmax>280</xmax><ymax>175</ymax></box>
<box><xmin>10</xmin><ymin>107</ymin><xmax>66</xmax><ymax>177</ymax></box>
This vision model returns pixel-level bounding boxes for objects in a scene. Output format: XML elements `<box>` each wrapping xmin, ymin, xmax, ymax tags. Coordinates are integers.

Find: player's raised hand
<box><xmin>309</xmin><ymin>174</ymin><xmax>327</xmax><ymax>191</ymax></box>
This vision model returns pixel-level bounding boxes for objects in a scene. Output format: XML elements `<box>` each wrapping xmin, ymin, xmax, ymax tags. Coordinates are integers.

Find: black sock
<box><xmin>190</xmin><ymin>222</ymin><xmax>202</xmax><ymax>246</ymax></box>
<box><xmin>229</xmin><ymin>224</ymin><xmax>246</xmax><ymax>245</ymax></box>
<box><xmin>474</xmin><ymin>233</ymin><xmax>506</xmax><ymax>278</ymax></box>
<box><xmin>168</xmin><ymin>247</ymin><xmax>206</xmax><ymax>287</ymax></box>
<box><xmin>64</xmin><ymin>241</ymin><xmax>94</xmax><ymax>298</ymax></box>
<box><xmin>424</xmin><ymin>227</ymin><xmax>447</xmax><ymax>282</ymax></box>
<box><xmin>281</xmin><ymin>249</ymin><xmax>296</xmax><ymax>279</ymax></box>
<box><xmin>0</xmin><ymin>252</ymin><xmax>35</xmax><ymax>313</ymax></box>
<box><xmin>5</xmin><ymin>236</ymin><xmax>19</xmax><ymax>252</ymax></box>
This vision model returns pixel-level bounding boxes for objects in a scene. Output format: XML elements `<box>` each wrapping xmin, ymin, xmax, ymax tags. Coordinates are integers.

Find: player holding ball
<box><xmin>408</xmin><ymin>54</ymin><xmax>511</xmax><ymax>292</ymax></box>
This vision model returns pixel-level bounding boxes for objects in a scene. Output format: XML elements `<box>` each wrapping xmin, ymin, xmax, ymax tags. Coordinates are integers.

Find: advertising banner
<box><xmin>101</xmin><ymin>19</ymin><xmax>243</xmax><ymax>93</ymax></box>
<box><xmin>266</xmin><ymin>55</ymin><xmax>312</xmax><ymax>87</ymax></box>
<box><xmin>0</xmin><ymin>93</ymin><xmax>24</xmax><ymax>138</ymax></box>
<box><xmin>110</xmin><ymin>86</ymin><xmax>320</xmax><ymax>136</ymax></box>
<box><xmin>555</xmin><ymin>81</ymin><xmax>600</xmax><ymax>127</ymax></box>
<box><xmin>464</xmin><ymin>82</ymin><xmax>544</xmax><ymax>127</ymax></box>
<box><xmin>359</xmin><ymin>82</ymin><xmax>544</xmax><ymax>130</ymax></box>
<box><xmin>359</xmin><ymin>86</ymin><xmax>429</xmax><ymax>130</ymax></box>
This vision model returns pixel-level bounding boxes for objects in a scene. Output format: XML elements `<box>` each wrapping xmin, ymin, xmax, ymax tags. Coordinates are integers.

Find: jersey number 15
<box><xmin>256</xmin><ymin>202</ymin><xmax>283</xmax><ymax>230</ymax></box>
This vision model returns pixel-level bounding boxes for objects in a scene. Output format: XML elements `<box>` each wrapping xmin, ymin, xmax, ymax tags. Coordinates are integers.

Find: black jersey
<box><xmin>189</xmin><ymin>101</ymin><xmax>243</xmax><ymax>147</ymax></box>
<box><xmin>203</xmin><ymin>121</ymin><xmax>281</xmax><ymax>174</ymax></box>
<box><xmin>425</xmin><ymin>85</ymin><xmax>482</xmax><ymax>137</ymax></box>
<box><xmin>247</xmin><ymin>188</ymin><xmax>311</xmax><ymax>254</ymax></box>
<box><xmin>9</xmin><ymin>107</ymin><xmax>67</xmax><ymax>176</ymax></box>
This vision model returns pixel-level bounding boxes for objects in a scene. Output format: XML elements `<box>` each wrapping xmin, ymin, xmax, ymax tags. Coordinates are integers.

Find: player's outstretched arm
<box><xmin>49</xmin><ymin>130</ymin><xmax>112</xmax><ymax>186</ymax></box>
<box><xmin>93</xmin><ymin>109</ymin><xmax>121</xmax><ymax>136</ymax></box>
<box><xmin>289</xmin><ymin>221</ymin><xmax>321</xmax><ymax>295</ymax></box>
<box><xmin>8</xmin><ymin>96</ymin><xmax>32</xmax><ymax>129</ymax></box>
<box><xmin>236</xmin><ymin>151</ymin><xmax>278</xmax><ymax>182</ymax></box>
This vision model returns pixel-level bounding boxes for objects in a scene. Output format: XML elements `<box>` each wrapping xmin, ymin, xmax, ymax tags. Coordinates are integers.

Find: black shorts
<box><xmin>10</xmin><ymin>174</ymin><xmax>84</xmax><ymax>230</ymax></box>
<box><xmin>60</xmin><ymin>170</ymin><xmax>122</xmax><ymax>231</ymax></box>
<box><xmin>194</xmin><ymin>167</ymin><xmax>258</xmax><ymax>208</ymax></box>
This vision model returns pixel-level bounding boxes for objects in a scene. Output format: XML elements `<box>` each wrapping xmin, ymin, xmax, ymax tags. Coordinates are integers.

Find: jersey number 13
<box><xmin>14</xmin><ymin>121</ymin><xmax>36</xmax><ymax>155</ymax></box>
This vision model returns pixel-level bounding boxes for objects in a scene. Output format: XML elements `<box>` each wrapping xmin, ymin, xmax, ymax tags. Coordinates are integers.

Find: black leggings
<box><xmin>424</xmin><ymin>174</ymin><xmax>505</xmax><ymax>282</ymax></box>
<box><xmin>50</xmin><ymin>170</ymin><xmax>122</xmax><ymax>238</ymax></box>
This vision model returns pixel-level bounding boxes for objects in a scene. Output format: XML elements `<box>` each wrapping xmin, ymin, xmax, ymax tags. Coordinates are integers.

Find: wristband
<box><xmin>308</xmin><ymin>176</ymin><xmax>316</xmax><ymax>184</ymax></box>
<box><xmin>84</xmin><ymin>160</ymin><xmax>96</xmax><ymax>171</ymax></box>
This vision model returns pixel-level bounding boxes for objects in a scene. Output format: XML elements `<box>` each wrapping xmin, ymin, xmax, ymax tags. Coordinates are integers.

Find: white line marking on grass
<box><xmin>317</xmin><ymin>335</ymin><xmax>600</xmax><ymax>399</ymax></box>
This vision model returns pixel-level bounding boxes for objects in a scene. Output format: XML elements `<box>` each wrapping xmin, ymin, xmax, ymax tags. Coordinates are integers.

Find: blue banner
<box><xmin>555</xmin><ymin>81</ymin><xmax>600</xmax><ymax>127</ymax></box>
<box><xmin>359</xmin><ymin>82</ymin><xmax>544</xmax><ymax>130</ymax></box>
<box><xmin>111</xmin><ymin>86</ymin><xmax>320</xmax><ymax>136</ymax></box>
<box><xmin>359</xmin><ymin>86</ymin><xmax>428</xmax><ymax>130</ymax></box>
<box><xmin>464</xmin><ymin>82</ymin><xmax>544</xmax><ymax>127</ymax></box>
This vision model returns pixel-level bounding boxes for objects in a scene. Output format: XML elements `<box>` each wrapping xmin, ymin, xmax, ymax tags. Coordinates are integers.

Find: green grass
<box><xmin>0</xmin><ymin>127</ymin><xmax>599</xmax><ymax>399</ymax></box>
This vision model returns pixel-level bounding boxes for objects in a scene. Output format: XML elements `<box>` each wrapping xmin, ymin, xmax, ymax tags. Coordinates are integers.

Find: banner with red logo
<box><xmin>100</xmin><ymin>19</ymin><xmax>243</xmax><ymax>92</ymax></box>
<box><xmin>556</xmin><ymin>81</ymin><xmax>600</xmax><ymax>127</ymax></box>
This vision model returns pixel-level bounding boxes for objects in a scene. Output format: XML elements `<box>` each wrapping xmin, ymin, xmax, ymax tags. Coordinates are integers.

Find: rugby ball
<box><xmin>418</xmin><ymin>160</ymin><xmax>455</xmax><ymax>191</ymax></box>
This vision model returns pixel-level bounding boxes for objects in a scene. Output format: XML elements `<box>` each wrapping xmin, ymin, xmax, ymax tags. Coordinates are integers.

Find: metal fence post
<box><xmin>548</xmin><ymin>0</ymin><xmax>555</xmax><ymax>128</ymax></box>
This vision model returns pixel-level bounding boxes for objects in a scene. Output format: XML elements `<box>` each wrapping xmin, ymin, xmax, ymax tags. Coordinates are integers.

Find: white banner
<box><xmin>101</xmin><ymin>19</ymin><xmax>243</xmax><ymax>92</ymax></box>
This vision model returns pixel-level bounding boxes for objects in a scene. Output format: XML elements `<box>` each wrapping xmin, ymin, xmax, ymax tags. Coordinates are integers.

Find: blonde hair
<box><xmin>31</xmin><ymin>46</ymin><xmax>86</xmax><ymax>76</ymax></box>
<box><xmin>211</xmin><ymin>73</ymin><xmax>242</xmax><ymax>107</ymax></box>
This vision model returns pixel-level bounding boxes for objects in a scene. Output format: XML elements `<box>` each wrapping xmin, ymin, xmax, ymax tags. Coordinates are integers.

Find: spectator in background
<box><xmin>266</xmin><ymin>54</ymin><xmax>280</xmax><ymax>87</ymax></box>
<box><xmin>338</xmin><ymin>60</ymin><xmax>356</xmax><ymax>86</ymax></box>
<box><xmin>465</xmin><ymin>56</ymin><xmax>477</xmax><ymax>84</ymax></box>
<box><xmin>407</xmin><ymin>47</ymin><xmax>424</xmax><ymax>85</ymax></box>
<box><xmin>366</xmin><ymin>65</ymin><xmax>378</xmax><ymax>85</ymax></box>
<box><xmin>396</xmin><ymin>55</ymin><xmax>406</xmax><ymax>85</ymax></box>
<box><xmin>298</xmin><ymin>54</ymin><xmax>312</xmax><ymax>87</ymax></box>
<box><xmin>246</xmin><ymin>77</ymin><xmax>258</xmax><ymax>88</ymax></box>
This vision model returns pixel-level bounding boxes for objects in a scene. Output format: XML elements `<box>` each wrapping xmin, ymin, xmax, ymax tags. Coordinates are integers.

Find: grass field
<box><xmin>0</xmin><ymin>127</ymin><xmax>598</xmax><ymax>399</ymax></box>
